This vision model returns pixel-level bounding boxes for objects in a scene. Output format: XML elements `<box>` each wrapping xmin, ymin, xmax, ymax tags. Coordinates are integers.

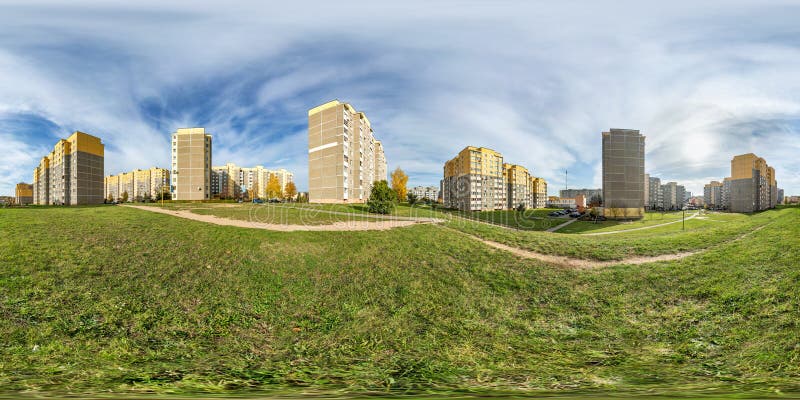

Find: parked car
<box><xmin>252</xmin><ymin>198</ymin><xmax>264</xmax><ymax>204</ymax></box>
<box><xmin>548</xmin><ymin>212</ymin><xmax>561</xmax><ymax>217</ymax></box>
<box><xmin>569</xmin><ymin>212</ymin><xmax>581</xmax><ymax>218</ymax></box>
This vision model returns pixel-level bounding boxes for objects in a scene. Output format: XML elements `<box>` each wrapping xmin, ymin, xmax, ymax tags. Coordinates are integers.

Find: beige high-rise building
<box><xmin>104</xmin><ymin>175</ymin><xmax>120</xmax><ymax>201</ymax></box>
<box><xmin>32</xmin><ymin>131</ymin><xmax>104</xmax><ymax>205</ymax></box>
<box><xmin>171</xmin><ymin>128</ymin><xmax>212</xmax><ymax>201</ymax></box>
<box><xmin>374</xmin><ymin>141</ymin><xmax>387</xmax><ymax>183</ymax></box>
<box><xmin>211</xmin><ymin>163</ymin><xmax>294</xmax><ymax>200</ymax></box>
<box><xmin>308</xmin><ymin>100</ymin><xmax>386</xmax><ymax>203</ymax></box>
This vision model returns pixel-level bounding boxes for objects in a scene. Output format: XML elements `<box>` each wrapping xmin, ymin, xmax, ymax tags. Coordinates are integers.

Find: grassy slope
<box><xmin>0</xmin><ymin>206</ymin><xmax>798</xmax><ymax>395</ymax></box>
<box><xmin>447</xmin><ymin>208</ymin><xmax>787</xmax><ymax>261</ymax></box>
<box><xmin>557</xmin><ymin>211</ymin><xmax>696</xmax><ymax>234</ymax></box>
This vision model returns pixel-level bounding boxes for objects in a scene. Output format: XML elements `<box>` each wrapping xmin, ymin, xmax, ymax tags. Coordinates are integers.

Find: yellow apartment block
<box><xmin>729</xmin><ymin>153</ymin><xmax>777</xmax><ymax>212</ymax></box>
<box><xmin>442</xmin><ymin>146</ymin><xmax>548</xmax><ymax>211</ymax></box>
<box><xmin>308</xmin><ymin>100</ymin><xmax>387</xmax><ymax>203</ymax></box>
<box><xmin>531</xmin><ymin>177</ymin><xmax>548</xmax><ymax>209</ymax></box>
<box><xmin>15</xmin><ymin>183</ymin><xmax>33</xmax><ymax>205</ymax></box>
<box><xmin>503</xmin><ymin>163</ymin><xmax>531</xmax><ymax>209</ymax></box>
<box><xmin>171</xmin><ymin>128</ymin><xmax>212</xmax><ymax>201</ymax></box>
<box><xmin>105</xmin><ymin>167</ymin><xmax>170</xmax><ymax>201</ymax></box>
<box><xmin>32</xmin><ymin>131</ymin><xmax>104</xmax><ymax>205</ymax></box>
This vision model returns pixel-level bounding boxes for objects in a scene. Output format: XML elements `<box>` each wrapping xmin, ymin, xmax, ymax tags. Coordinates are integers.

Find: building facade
<box><xmin>105</xmin><ymin>167</ymin><xmax>170</xmax><ymax>201</ymax></box>
<box><xmin>443</xmin><ymin>146</ymin><xmax>505</xmax><ymax>211</ymax></box>
<box><xmin>601</xmin><ymin>129</ymin><xmax>645</xmax><ymax>219</ymax></box>
<box><xmin>504</xmin><ymin>163</ymin><xmax>532</xmax><ymax>209</ymax></box>
<box><xmin>647</xmin><ymin>176</ymin><xmax>662</xmax><ymax>210</ymax></box>
<box><xmin>410</xmin><ymin>186</ymin><xmax>440</xmax><ymax>201</ymax></box>
<box><xmin>559</xmin><ymin>188</ymin><xmax>601</xmax><ymax>201</ymax></box>
<box><xmin>703</xmin><ymin>181</ymin><xmax>723</xmax><ymax>209</ymax></box>
<box><xmin>729</xmin><ymin>153</ymin><xmax>777</xmax><ymax>213</ymax></box>
<box><xmin>308</xmin><ymin>100</ymin><xmax>387</xmax><ymax>203</ymax></box>
<box><xmin>15</xmin><ymin>183</ymin><xmax>33</xmax><ymax>205</ymax></box>
<box><xmin>171</xmin><ymin>128</ymin><xmax>212</xmax><ymax>201</ymax></box>
<box><xmin>32</xmin><ymin>131</ymin><xmax>104</xmax><ymax>205</ymax></box>
<box><xmin>211</xmin><ymin>164</ymin><xmax>294</xmax><ymax>200</ymax></box>
<box><xmin>531</xmin><ymin>177</ymin><xmax>548</xmax><ymax>209</ymax></box>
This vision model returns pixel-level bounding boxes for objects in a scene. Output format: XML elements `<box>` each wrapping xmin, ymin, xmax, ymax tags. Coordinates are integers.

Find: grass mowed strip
<box><xmin>557</xmin><ymin>211</ymin><xmax>698</xmax><ymax>234</ymax></box>
<box><xmin>0</xmin><ymin>206</ymin><xmax>798</xmax><ymax>396</ymax></box>
<box><xmin>445</xmin><ymin>208</ymin><xmax>788</xmax><ymax>261</ymax></box>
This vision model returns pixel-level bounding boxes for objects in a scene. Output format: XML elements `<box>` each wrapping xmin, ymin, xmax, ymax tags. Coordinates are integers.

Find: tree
<box><xmin>266</xmin><ymin>173</ymin><xmax>282</xmax><ymax>199</ymax></box>
<box><xmin>367</xmin><ymin>180</ymin><xmax>396</xmax><ymax>214</ymax></box>
<box><xmin>121</xmin><ymin>191</ymin><xmax>129</xmax><ymax>203</ymax></box>
<box><xmin>390</xmin><ymin>167</ymin><xmax>408</xmax><ymax>202</ymax></box>
<box><xmin>407</xmin><ymin>192</ymin><xmax>418</xmax><ymax>206</ymax></box>
<box><xmin>155</xmin><ymin>188</ymin><xmax>171</xmax><ymax>201</ymax></box>
<box><xmin>284</xmin><ymin>181</ymin><xmax>297</xmax><ymax>202</ymax></box>
<box><xmin>106</xmin><ymin>193</ymin><xmax>114</xmax><ymax>203</ymax></box>
<box><xmin>516</xmin><ymin>203</ymin><xmax>527</xmax><ymax>212</ymax></box>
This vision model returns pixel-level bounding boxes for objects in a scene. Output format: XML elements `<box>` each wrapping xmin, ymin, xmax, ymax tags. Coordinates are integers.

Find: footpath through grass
<box><xmin>0</xmin><ymin>206</ymin><xmax>799</xmax><ymax>397</ymax></box>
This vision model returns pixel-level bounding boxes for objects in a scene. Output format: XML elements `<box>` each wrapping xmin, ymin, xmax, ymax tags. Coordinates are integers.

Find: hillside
<box><xmin>1</xmin><ymin>205</ymin><xmax>798</xmax><ymax>396</ymax></box>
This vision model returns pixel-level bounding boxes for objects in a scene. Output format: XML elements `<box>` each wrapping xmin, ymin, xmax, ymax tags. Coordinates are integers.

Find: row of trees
<box><xmin>105</xmin><ymin>189</ymin><xmax>171</xmax><ymax>204</ymax></box>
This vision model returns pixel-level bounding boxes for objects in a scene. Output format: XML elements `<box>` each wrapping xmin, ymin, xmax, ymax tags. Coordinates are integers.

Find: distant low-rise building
<box><xmin>15</xmin><ymin>183</ymin><xmax>33</xmax><ymax>205</ymax></box>
<box><xmin>410</xmin><ymin>185</ymin><xmax>439</xmax><ymax>201</ymax></box>
<box><xmin>105</xmin><ymin>167</ymin><xmax>170</xmax><ymax>201</ymax></box>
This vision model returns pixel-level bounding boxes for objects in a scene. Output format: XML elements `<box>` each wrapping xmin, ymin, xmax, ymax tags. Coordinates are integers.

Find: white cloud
<box><xmin>0</xmin><ymin>0</ymin><xmax>799</xmax><ymax>196</ymax></box>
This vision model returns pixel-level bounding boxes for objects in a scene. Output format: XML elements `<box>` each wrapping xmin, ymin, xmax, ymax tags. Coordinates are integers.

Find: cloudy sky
<box><xmin>1</xmin><ymin>0</ymin><xmax>799</xmax><ymax>196</ymax></box>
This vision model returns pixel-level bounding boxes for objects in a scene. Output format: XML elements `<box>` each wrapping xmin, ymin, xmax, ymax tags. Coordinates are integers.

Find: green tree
<box><xmin>391</xmin><ymin>167</ymin><xmax>408</xmax><ymax>202</ymax></box>
<box><xmin>121</xmin><ymin>191</ymin><xmax>128</xmax><ymax>203</ymax></box>
<box><xmin>407</xmin><ymin>192</ymin><xmax>418</xmax><ymax>206</ymax></box>
<box><xmin>367</xmin><ymin>180</ymin><xmax>396</xmax><ymax>214</ymax></box>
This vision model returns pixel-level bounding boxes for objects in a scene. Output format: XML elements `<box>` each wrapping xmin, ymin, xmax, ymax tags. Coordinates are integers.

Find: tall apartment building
<box><xmin>504</xmin><ymin>163</ymin><xmax>532</xmax><ymax>209</ymax></box>
<box><xmin>601</xmin><ymin>129</ymin><xmax>645</xmax><ymax>219</ymax></box>
<box><xmin>643</xmin><ymin>174</ymin><xmax>649</xmax><ymax>209</ymax></box>
<box><xmin>15</xmin><ymin>183</ymin><xmax>33</xmax><ymax>205</ymax></box>
<box><xmin>32</xmin><ymin>131</ymin><xmax>104</xmax><ymax>205</ymax></box>
<box><xmin>443</xmin><ymin>146</ymin><xmax>505</xmax><ymax>211</ymax></box>
<box><xmin>211</xmin><ymin>163</ymin><xmax>242</xmax><ymax>199</ymax></box>
<box><xmin>375</xmin><ymin>141</ymin><xmax>387</xmax><ymax>182</ymax></box>
<box><xmin>171</xmin><ymin>128</ymin><xmax>212</xmax><ymax>201</ymax></box>
<box><xmin>703</xmin><ymin>181</ymin><xmax>723</xmax><ymax>209</ymax></box>
<box><xmin>647</xmin><ymin>176</ymin><xmax>662</xmax><ymax>210</ymax></box>
<box><xmin>308</xmin><ymin>100</ymin><xmax>387</xmax><ymax>203</ymax></box>
<box><xmin>721</xmin><ymin>177</ymin><xmax>732</xmax><ymax>210</ymax></box>
<box><xmin>778</xmin><ymin>188</ymin><xmax>784</xmax><ymax>204</ymax></box>
<box><xmin>661</xmin><ymin>182</ymin><xmax>685</xmax><ymax>210</ymax></box>
<box><xmin>729</xmin><ymin>153</ymin><xmax>777</xmax><ymax>213</ymax></box>
<box><xmin>104</xmin><ymin>167</ymin><xmax>170</xmax><ymax>201</ymax></box>
<box><xmin>531</xmin><ymin>177</ymin><xmax>548</xmax><ymax>208</ymax></box>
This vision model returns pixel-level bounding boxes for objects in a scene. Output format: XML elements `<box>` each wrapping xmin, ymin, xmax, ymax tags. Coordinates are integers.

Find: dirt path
<box><xmin>446</xmin><ymin>224</ymin><xmax>767</xmax><ymax>270</ymax></box>
<box><xmin>125</xmin><ymin>205</ymin><xmax>428</xmax><ymax>231</ymax></box>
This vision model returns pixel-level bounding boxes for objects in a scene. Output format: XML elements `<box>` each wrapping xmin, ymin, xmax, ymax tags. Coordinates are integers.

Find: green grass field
<box><xmin>556</xmin><ymin>211</ymin><xmax>697</xmax><ymax>234</ymax></box>
<box><xmin>1</xmin><ymin>205</ymin><xmax>798</xmax><ymax>397</ymax></box>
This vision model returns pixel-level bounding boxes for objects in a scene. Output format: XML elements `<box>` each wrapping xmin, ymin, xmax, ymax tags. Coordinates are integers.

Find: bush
<box><xmin>367</xmin><ymin>180</ymin><xmax>396</xmax><ymax>214</ymax></box>
<box><xmin>407</xmin><ymin>192</ymin><xmax>418</xmax><ymax>206</ymax></box>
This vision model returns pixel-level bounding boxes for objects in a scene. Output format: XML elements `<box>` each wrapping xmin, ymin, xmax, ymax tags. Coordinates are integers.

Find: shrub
<box><xmin>367</xmin><ymin>180</ymin><xmax>396</xmax><ymax>214</ymax></box>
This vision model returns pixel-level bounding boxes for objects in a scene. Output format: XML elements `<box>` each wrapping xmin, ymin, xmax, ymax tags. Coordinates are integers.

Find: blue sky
<box><xmin>1</xmin><ymin>0</ymin><xmax>800</xmax><ymax>196</ymax></box>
